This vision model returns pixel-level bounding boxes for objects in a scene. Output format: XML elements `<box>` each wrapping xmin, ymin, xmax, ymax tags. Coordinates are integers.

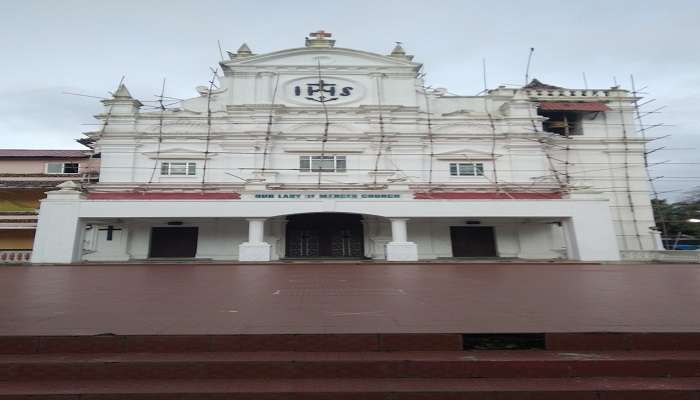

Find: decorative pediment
<box><xmin>434</xmin><ymin>147</ymin><xmax>501</xmax><ymax>161</ymax></box>
<box><xmin>142</xmin><ymin>148</ymin><xmax>216</xmax><ymax>160</ymax></box>
<box><xmin>222</xmin><ymin>48</ymin><xmax>417</xmax><ymax>68</ymax></box>
<box><xmin>284</xmin><ymin>123</ymin><xmax>365</xmax><ymax>135</ymax></box>
<box><xmin>441</xmin><ymin>109</ymin><xmax>472</xmax><ymax>117</ymax></box>
<box><xmin>282</xmin><ymin>144</ymin><xmax>366</xmax><ymax>154</ymax></box>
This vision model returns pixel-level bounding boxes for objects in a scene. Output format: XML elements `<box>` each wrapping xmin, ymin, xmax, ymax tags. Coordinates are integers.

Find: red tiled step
<box><xmin>547</xmin><ymin>333</ymin><xmax>700</xmax><ymax>351</ymax></box>
<box><xmin>0</xmin><ymin>334</ymin><xmax>462</xmax><ymax>354</ymax></box>
<box><xmin>1</xmin><ymin>351</ymin><xmax>699</xmax><ymax>381</ymax></box>
<box><xmin>1</xmin><ymin>377</ymin><xmax>700</xmax><ymax>399</ymax></box>
<box><xmin>3</xmin><ymin>333</ymin><xmax>700</xmax><ymax>355</ymax></box>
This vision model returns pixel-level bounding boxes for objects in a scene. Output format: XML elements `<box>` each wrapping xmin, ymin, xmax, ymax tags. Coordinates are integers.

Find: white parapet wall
<box><xmin>621</xmin><ymin>250</ymin><xmax>700</xmax><ymax>263</ymax></box>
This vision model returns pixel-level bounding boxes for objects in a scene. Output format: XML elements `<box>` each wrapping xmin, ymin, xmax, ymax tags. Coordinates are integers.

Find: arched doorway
<box><xmin>285</xmin><ymin>213</ymin><xmax>364</xmax><ymax>258</ymax></box>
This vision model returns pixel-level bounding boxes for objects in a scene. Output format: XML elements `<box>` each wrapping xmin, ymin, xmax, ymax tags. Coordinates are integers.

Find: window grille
<box><xmin>160</xmin><ymin>162</ymin><xmax>197</xmax><ymax>176</ymax></box>
<box><xmin>46</xmin><ymin>163</ymin><xmax>80</xmax><ymax>174</ymax></box>
<box><xmin>449</xmin><ymin>162</ymin><xmax>484</xmax><ymax>176</ymax></box>
<box><xmin>299</xmin><ymin>156</ymin><xmax>347</xmax><ymax>172</ymax></box>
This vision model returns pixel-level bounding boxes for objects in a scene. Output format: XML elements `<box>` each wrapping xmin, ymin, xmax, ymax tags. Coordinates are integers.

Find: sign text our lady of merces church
<box><xmin>251</xmin><ymin>192</ymin><xmax>401</xmax><ymax>200</ymax></box>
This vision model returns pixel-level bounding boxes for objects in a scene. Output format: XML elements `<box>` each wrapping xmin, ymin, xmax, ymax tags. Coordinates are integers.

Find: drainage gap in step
<box><xmin>462</xmin><ymin>333</ymin><xmax>545</xmax><ymax>350</ymax></box>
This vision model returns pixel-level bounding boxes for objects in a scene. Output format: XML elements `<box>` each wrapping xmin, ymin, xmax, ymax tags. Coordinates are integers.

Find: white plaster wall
<box><xmin>81</xmin><ymin>219</ymin><xmax>248</xmax><ymax>261</ymax></box>
<box><xmin>407</xmin><ymin>218</ymin><xmax>563</xmax><ymax>260</ymax></box>
<box><xmin>82</xmin><ymin>223</ymin><xmax>129</xmax><ymax>261</ymax></box>
<box><xmin>78</xmin><ymin>215</ymin><xmax>566</xmax><ymax>262</ymax></box>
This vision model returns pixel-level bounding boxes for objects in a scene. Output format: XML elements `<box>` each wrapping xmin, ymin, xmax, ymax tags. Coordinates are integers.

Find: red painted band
<box><xmin>414</xmin><ymin>192</ymin><xmax>562</xmax><ymax>200</ymax></box>
<box><xmin>87</xmin><ymin>192</ymin><xmax>240</xmax><ymax>200</ymax></box>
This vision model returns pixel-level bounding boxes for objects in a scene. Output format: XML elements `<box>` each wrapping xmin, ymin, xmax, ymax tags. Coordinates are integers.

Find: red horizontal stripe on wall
<box><xmin>414</xmin><ymin>192</ymin><xmax>562</xmax><ymax>200</ymax></box>
<box><xmin>87</xmin><ymin>192</ymin><xmax>241</xmax><ymax>200</ymax></box>
<box><xmin>538</xmin><ymin>101</ymin><xmax>610</xmax><ymax>112</ymax></box>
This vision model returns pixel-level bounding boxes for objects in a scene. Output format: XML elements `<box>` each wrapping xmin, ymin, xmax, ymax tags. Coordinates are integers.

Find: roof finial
<box><xmin>237</xmin><ymin>43</ymin><xmax>252</xmax><ymax>56</ymax></box>
<box><xmin>389</xmin><ymin>41</ymin><xmax>413</xmax><ymax>61</ymax></box>
<box><xmin>391</xmin><ymin>42</ymin><xmax>405</xmax><ymax>55</ymax></box>
<box><xmin>523</xmin><ymin>79</ymin><xmax>562</xmax><ymax>90</ymax></box>
<box><xmin>112</xmin><ymin>83</ymin><xmax>133</xmax><ymax>99</ymax></box>
<box><xmin>102</xmin><ymin>80</ymin><xmax>142</xmax><ymax>111</ymax></box>
<box><xmin>227</xmin><ymin>43</ymin><xmax>255</xmax><ymax>60</ymax></box>
<box><xmin>305</xmin><ymin>30</ymin><xmax>335</xmax><ymax>48</ymax></box>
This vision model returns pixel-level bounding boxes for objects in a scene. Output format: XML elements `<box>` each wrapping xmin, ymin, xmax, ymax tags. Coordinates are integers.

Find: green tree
<box><xmin>652</xmin><ymin>188</ymin><xmax>700</xmax><ymax>249</ymax></box>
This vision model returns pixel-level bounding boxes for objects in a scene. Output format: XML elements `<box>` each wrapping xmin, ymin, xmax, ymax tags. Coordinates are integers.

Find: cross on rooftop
<box><xmin>309</xmin><ymin>30</ymin><xmax>332</xmax><ymax>39</ymax></box>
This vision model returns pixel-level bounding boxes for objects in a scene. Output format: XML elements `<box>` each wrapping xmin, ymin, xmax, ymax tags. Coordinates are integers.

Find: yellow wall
<box><xmin>0</xmin><ymin>230</ymin><xmax>35</xmax><ymax>250</ymax></box>
<box><xmin>0</xmin><ymin>190</ymin><xmax>45</xmax><ymax>212</ymax></box>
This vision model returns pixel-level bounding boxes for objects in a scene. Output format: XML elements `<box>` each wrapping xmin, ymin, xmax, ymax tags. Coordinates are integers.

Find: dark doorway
<box><xmin>286</xmin><ymin>213</ymin><xmax>364</xmax><ymax>258</ymax></box>
<box><xmin>450</xmin><ymin>226</ymin><xmax>497</xmax><ymax>257</ymax></box>
<box><xmin>149</xmin><ymin>227</ymin><xmax>198</xmax><ymax>258</ymax></box>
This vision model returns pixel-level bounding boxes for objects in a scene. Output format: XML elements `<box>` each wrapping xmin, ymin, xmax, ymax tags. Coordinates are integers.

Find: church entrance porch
<box><xmin>285</xmin><ymin>213</ymin><xmax>364</xmax><ymax>258</ymax></box>
<box><xmin>75</xmin><ymin>216</ymin><xmax>574</xmax><ymax>263</ymax></box>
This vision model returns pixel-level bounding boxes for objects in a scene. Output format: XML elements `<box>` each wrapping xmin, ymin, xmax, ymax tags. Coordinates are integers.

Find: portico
<box><xmin>31</xmin><ymin>183</ymin><xmax>620</xmax><ymax>263</ymax></box>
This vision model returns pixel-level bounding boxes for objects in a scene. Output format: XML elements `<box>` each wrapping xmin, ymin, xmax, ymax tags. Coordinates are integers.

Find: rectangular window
<box><xmin>449</xmin><ymin>163</ymin><xmax>484</xmax><ymax>177</ymax></box>
<box><xmin>46</xmin><ymin>162</ymin><xmax>80</xmax><ymax>174</ymax></box>
<box><xmin>299</xmin><ymin>155</ymin><xmax>347</xmax><ymax>172</ymax></box>
<box><xmin>160</xmin><ymin>162</ymin><xmax>197</xmax><ymax>176</ymax></box>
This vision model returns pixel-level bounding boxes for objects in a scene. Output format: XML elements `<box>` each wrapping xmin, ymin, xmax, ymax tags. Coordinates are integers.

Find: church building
<box><xmin>31</xmin><ymin>31</ymin><xmax>660</xmax><ymax>263</ymax></box>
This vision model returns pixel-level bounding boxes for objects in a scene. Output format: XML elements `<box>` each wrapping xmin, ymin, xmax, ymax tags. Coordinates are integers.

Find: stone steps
<box><xmin>1</xmin><ymin>333</ymin><xmax>699</xmax><ymax>399</ymax></box>
<box><xmin>1</xmin><ymin>350</ymin><xmax>699</xmax><ymax>380</ymax></box>
<box><xmin>1</xmin><ymin>377</ymin><xmax>700</xmax><ymax>399</ymax></box>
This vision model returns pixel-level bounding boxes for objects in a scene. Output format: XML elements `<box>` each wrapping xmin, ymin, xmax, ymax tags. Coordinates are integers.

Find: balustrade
<box><xmin>0</xmin><ymin>250</ymin><xmax>32</xmax><ymax>264</ymax></box>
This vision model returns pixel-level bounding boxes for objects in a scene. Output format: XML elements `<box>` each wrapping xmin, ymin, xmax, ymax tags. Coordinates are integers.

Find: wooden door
<box><xmin>149</xmin><ymin>227</ymin><xmax>198</xmax><ymax>258</ymax></box>
<box><xmin>450</xmin><ymin>226</ymin><xmax>497</xmax><ymax>257</ymax></box>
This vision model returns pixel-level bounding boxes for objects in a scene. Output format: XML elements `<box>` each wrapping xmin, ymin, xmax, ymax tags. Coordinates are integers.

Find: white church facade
<box><xmin>31</xmin><ymin>31</ymin><xmax>660</xmax><ymax>263</ymax></box>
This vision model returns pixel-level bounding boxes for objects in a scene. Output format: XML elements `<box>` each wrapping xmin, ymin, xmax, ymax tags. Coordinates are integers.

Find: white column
<box><xmin>238</xmin><ymin>218</ymin><xmax>271</xmax><ymax>261</ymax></box>
<box><xmin>562</xmin><ymin>219</ymin><xmax>580</xmax><ymax>261</ymax></box>
<box><xmin>562</xmin><ymin>215</ymin><xmax>620</xmax><ymax>261</ymax></box>
<box><xmin>385</xmin><ymin>218</ymin><xmax>418</xmax><ymax>262</ymax></box>
<box><xmin>390</xmin><ymin>218</ymin><xmax>408</xmax><ymax>242</ymax></box>
<box><xmin>32</xmin><ymin>182</ymin><xmax>83</xmax><ymax>264</ymax></box>
<box><xmin>248</xmin><ymin>218</ymin><xmax>265</xmax><ymax>243</ymax></box>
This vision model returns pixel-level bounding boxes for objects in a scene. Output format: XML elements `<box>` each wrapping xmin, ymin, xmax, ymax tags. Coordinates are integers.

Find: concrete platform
<box><xmin>0</xmin><ymin>262</ymin><xmax>699</xmax><ymax>336</ymax></box>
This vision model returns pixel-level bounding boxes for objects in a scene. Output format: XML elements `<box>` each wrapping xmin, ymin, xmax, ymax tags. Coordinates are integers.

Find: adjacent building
<box><xmin>0</xmin><ymin>150</ymin><xmax>98</xmax><ymax>262</ymax></box>
<box><xmin>31</xmin><ymin>31</ymin><xmax>659</xmax><ymax>263</ymax></box>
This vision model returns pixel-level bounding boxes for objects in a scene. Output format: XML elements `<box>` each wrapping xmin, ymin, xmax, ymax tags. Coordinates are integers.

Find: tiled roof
<box><xmin>0</xmin><ymin>149</ymin><xmax>90</xmax><ymax>158</ymax></box>
<box><xmin>0</xmin><ymin>181</ymin><xmax>68</xmax><ymax>189</ymax></box>
<box><xmin>523</xmin><ymin>79</ymin><xmax>563</xmax><ymax>90</ymax></box>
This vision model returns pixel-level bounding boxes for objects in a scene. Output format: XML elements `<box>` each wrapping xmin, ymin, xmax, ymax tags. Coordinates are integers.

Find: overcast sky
<box><xmin>1</xmin><ymin>0</ymin><xmax>698</xmax><ymax>200</ymax></box>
